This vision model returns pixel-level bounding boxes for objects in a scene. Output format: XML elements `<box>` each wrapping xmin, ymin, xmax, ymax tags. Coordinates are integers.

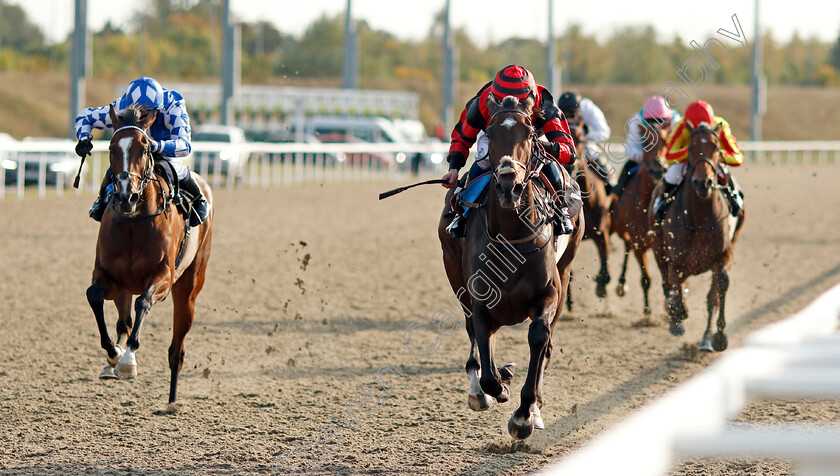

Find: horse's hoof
<box><xmin>496</xmin><ymin>385</ymin><xmax>511</xmax><ymax>404</ymax></box>
<box><xmin>698</xmin><ymin>339</ymin><xmax>714</xmax><ymax>352</ymax></box>
<box><xmin>498</xmin><ymin>363</ymin><xmax>516</xmax><ymax>383</ymax></box>
<box><xmin>643</xmin><ymin>307</ymin><xmax>652</xmax><ymax>315</ymax></box>
<box><xmin>596</xmin><ymin>285</ymin><xmax>608</xmax><ymax>298</ymax></box>
<box><xmin>468</xmin><ymin>393</ymin><xmax>494</xmax><ymax>412</ymax></box>
<box><xmin>531</xmin><ymin>404</ymin><xmax>545</xmax><ymax>430</ymax></box>
<box><xmin>616</xmin><ymin>284</ymin><xmax>626</xmax><ymax>297</ymax></box>
<box><xmin>115</xmin><ymin>363</ymin><xmax>137</xmax><ymax>379</ymax></box>
<box><xmin>669</xmin><ymin>321</ymin><xmax>685</xmax><ymax>336</ymax></box>
<box><xmin>106</xmin><ymin>345</ymin><xmax>124</xmax><ymax>367</ymax></box>
<box><xmin>99</xmin><ymin>365</ymin><xmax>118</xmax><ymax>380</ymax></box>
<box><xmin>712</xmin><ymin>332</ymin><xmax>728</xmax><ymax>352</ymax></box>
<box><xmin>508</xmin><ymin>414</ymin><xmax>535</xmax><ymax>440</ymax></box>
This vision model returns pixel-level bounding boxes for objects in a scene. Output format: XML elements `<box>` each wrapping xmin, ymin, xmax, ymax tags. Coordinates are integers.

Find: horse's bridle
<box><xmin>685</xmin><ymin>128</ymin><xmax>725</xmax><ymax>189</ymax></box>
<box><xmin>111</xmin><ymin>125</ymin><xmax>155</xmax><ymax>196</ymax></box>
<box><xmin>487</xmin><ymin>109</ymin><xmax>550</xmax><ymax>184</ymax></box>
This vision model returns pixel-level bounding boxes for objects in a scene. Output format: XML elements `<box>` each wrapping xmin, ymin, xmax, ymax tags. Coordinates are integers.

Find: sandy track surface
<box><xmin>1</xmin><ymin>163</ymin><xmax>839</xmax><ymax>475</ymax></box>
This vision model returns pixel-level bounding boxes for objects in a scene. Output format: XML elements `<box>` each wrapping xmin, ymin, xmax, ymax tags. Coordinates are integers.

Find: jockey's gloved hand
<box><xmin>149</xmin><ymin>139</ymin><xmax>161</xmax><ymax>153</ymax></box>
<box><xmin>75</xmin><ymin>138</ymin><xmax>93</xmax><ymax>158</ymax></box>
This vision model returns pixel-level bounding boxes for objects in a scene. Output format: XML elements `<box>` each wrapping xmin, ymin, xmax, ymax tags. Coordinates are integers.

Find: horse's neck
<box><xmin>487</xmin><ymin>184</ymin><xmax>540</xmax><ymax>240</ymax></box>
<box><xmin>682</xmin><ymin>182</ymin><xmax>725</xmax><ymax>227</ymax></box>
<box><xmin>636</xmin><ymin>166</ymin><xmax>657</xmax><ymax>197</ymax></box>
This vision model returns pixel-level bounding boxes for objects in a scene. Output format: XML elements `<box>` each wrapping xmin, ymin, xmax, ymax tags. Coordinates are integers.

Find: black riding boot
<box><xmin>653</xmin><ymin>182</ymin><xmax>678</xmax><ymax>222</ymax></box>
<box><xmin>179</xmin><ymin>174</ymin><xmax>211</xmax><ymax>226</ymax></box>
<box><xmin>545</xmin><ymin>161</ymin><xmax>574</xmax><ymax>235</ymax></box>
<box><xmin>89</xmin><ymin>169</ymin><xmax>114</xmax><ymax>222</ymax></box>
<box><xmin>611</xmin><ymin>160</ymin><xmax>636</xmax><ymax>198</ymax></box>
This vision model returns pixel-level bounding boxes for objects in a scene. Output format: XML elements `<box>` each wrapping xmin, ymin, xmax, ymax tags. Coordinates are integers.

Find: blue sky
<box><xmin>8</xmin><ymin>0</ymin><xmax>840</xmax><ymax>46</ymax></box>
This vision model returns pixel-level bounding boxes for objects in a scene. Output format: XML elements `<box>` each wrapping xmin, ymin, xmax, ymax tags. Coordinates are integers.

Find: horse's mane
<box><xmin>119</xmin><ymin>104</ymin><xmax>151</xmax><ymax>128</ymax></box>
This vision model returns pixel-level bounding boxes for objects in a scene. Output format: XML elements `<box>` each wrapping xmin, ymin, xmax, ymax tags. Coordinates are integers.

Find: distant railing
<box><xmin>3</xmin><ymin>140</ymin><xmax>840</xmax><ymax>200</ymax></box>
<box><xmin>0</xmin><ymin>140</ymin><xmax>450</xmax><ymax>200</ymax></box>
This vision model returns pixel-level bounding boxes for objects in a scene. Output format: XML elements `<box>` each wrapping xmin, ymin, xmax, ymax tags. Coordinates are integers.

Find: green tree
<box><xmin>0</xmin><ymin>0</ymin><xmax>46</xmax><ymax>53</ymax></box>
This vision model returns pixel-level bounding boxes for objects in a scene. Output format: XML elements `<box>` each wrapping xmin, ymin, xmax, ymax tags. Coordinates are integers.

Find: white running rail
<box><xmin>2</xmin><ymin>140</ymin><xmax>840</xmax><ymax>200</ymax></box>
<box><xmin>539</xmin><ymin>282</ymin><xmax>840</xmax><ymax>476</ymax></box>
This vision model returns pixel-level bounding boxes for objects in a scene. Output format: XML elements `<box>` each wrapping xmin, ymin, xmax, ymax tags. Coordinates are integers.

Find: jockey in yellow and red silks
<box><xmin>652</xmin><ymin>100</ymin><xmax>744</xmax><ymax>220</ymax></box>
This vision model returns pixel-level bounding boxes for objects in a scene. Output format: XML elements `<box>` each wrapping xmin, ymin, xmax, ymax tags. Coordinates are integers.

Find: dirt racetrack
<box><xmin>1</xmin><ymin>163</ymin><xmax>839</xmax><ymax>475</ymax></box>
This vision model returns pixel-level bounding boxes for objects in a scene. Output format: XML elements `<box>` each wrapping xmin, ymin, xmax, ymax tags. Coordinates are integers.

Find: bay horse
<box><xmin>610</xmin><ymin>122</ymin><xmax>668</xmax><ymax>314</ymax></box>
<box><xmin>86</xmin><ymin>104</ymin><xmax>213</xmax><ymax>404</ymax></box>
<box><xmin>438</xmin><ymin>95</ymin><xmax>583</xmax><ymax>439</ymax></box>
<box><xmin>650</xmin><ymin>124</ymin><xmax>744</xmax><ymax>351</ymax></box>
<box><xmin>568</xmin><ymin>120</ymin><xmax>612</xmax><ymax>301</ymax></box>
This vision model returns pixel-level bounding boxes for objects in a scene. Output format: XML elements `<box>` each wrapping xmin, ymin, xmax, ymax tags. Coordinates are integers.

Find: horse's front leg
<box><xmin>700</xmin><ymin>271</ymin><xmax>721</xmax><ymax>351</ymax></box>
<box><xmin>87</xmin><ymin>276</ymin><xmax>123</xmax><ymax>379</ymax></box>
<box><xmin>116</xmin><ymin>272</ymin><xmax>173</xmax><ymax>379</ymax></box>
<box><xmin>508</xmin><ymin>298</ymin><xmax>557</xmax><ymax>440</ymax></box>
<box><xmin>634</xmin><ymin>246</ymin><xmax>653</xmax><ymax>315</ymax></box>
<box><xmin>98</xmin><ymin>293</ymin><xmax>133</xmax><ymax>379</ymax></box>
<box><xmin>616</xmin><ymin>241</ymin><xmax>630</xmax><ymax>297</ymax></box>
<box><xmin>666</xmin><ymin>266</ymin><xmax>687</xmax><ymax>337</ymax></box>
<box><xmin>473</xmin><ymin>310</ymin><xmax>509</xmax><ymax>403</ymax></box>
<box><xmin>593</xmin><ymin>231</ymin><xmax>610</xmax><ymax>298</ymax></box>
<box><xmin>712</xmin><ymin>270</ymin><xmax>730</xmax><ymax>351</ymax></box>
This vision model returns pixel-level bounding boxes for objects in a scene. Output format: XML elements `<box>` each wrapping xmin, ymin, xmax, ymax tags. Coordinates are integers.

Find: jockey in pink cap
<box><xmin>612</xmin><ymin>95</ymin><xmax>680</xmax><ymax>198</ymax></box>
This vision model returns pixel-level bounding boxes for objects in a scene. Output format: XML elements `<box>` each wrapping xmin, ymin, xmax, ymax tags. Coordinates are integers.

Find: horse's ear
<box><xmin>140</xmin><ymin>108</ymin><xmax>159</xmax><ymax>130</ymax></box>
<box><xmin>486</xmin><ymin>94</ymin><xmax>501</xmax><ymax>116</ymax></box>
<box><xmin>109</xmin><ymin>104</ymin><xmax>121</xmax><ymax>128</ymax></box>
<box><xmin>522</xmin><ymin>96</ymin><xmax>535</xmax><ymax>116</ymax></box>
<box><xmin>714</xmin><ymin>122</ymin><xmax>723</xmax><ymax>135</ymax></box>
<box><xmin>686</xmin><ymin>122</ymin><xmax>695</xmax><ymax>136</ymax></box>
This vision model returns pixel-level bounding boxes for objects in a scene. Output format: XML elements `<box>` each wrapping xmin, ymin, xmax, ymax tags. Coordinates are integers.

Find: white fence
<box><xmin>2</xmin><ymin>140</ymin><xmax>839</xmax><ymax>200</ymax></box>
<box><xmin>0</xmin><ymin>140</ymin><xmax>450</xmax><ymax>200</ymax></box>
<box><xmin>540</xmin><ymin>281</ymin><xmax>840</xmax><ymax>476</ymax></box>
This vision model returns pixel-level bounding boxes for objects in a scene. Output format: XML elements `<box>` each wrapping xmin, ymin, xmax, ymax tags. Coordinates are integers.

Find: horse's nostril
<box><xmin>513</xmin><ymin>183</ymin><xmax>524</xmax><ymax>196</ymax></box>
<box><xmin>129</xmin><ymin>193</ymin><xmax>140</xmax><ymax>205</ymax></box>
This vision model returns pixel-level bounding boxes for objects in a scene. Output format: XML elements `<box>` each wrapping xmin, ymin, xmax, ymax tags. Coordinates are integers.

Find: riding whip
<box><xmin>379</xmin><ymin>179</ymin><xmax>447</xmax><ymax>200</ymax></box>
<box><xmin>73</xmin><ymin>154</ymin><xmax>87</xmax><ymax>189</ymax></box>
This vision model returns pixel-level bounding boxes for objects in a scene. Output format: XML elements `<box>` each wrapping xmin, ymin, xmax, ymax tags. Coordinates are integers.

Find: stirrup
<box><xmin>554</xmin><ymin>207</ymin><xmax>573</xmax><ymax>236</ymax></box>
<box><xmin>446</xmin><ymin>216</ymin><xmax>466</xmax><ymax>239</ymax></box>
<box><xmin>189</xmin><ymin>198</ymin><xmax>210</xmax><ymax>227</ymax></box>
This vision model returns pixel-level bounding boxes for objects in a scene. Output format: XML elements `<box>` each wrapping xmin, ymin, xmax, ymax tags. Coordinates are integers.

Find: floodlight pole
<box><xmin>441</xmin><ymin>0</ymin><xmax>455</xmax><ymax>137</ymax></box>
<box><xmin>221</xmin><ymin>0</ymin><xmax>240</xmax><ymax>126</ymax></box>
<box><xmin>69</xmin><ymin>0</ymin><xmax>88</xmax><ymax>138</ymax></box>
<box><xmin>750</xmin><ymin>0</ymin><xmax>764</xmax><ymax>141</ymax></box>
<box><xmin>342</xmin><ymin>0</ymin><xmax>358</xmax><ymax>89</ymax></box>
<box><xmin>546</xmin><ymin>0</ymin><xmax>560</xmax><ymax>94</ymax></box>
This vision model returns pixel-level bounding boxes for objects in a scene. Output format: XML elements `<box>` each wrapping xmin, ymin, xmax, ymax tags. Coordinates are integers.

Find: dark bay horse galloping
<box><xmin>611</xmin><ymin>122</ymin><xmax>667</xmax><ymax>314</ymax></box>
<box><xmin>438</xmin><ymin>95</ymin><xmax>583</xmax><ymax>439</ymax></box>
<box><xmin>651</xmin><ymin>124</ymin><xmax>744</xmax><ymax>351</ymax></box>
<box><xmin>569</xmin><ymin>121</ymin><xmax>612</xmax><ymax>301</ymax></box>
<box><xmin>86</xmin><ymin>104</ymin><xmax>213</xmax><ymax>404</ymax></box>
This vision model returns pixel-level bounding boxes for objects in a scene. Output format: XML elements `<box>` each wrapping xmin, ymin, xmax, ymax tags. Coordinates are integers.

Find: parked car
<box><xmin>3</xmin><ymin>137</ymin><xmax>77</xmax><ymax>186</ymax></box>
<box><xmin>189</xmin><ymin>124</ymin><xmax>249</xmax><ymax>179</ymax></box>
<box><xmin>314</xmin><ymin>133</ymin><xmax>396</xmax><ymax>169</ymax></box>
<box><xmin>391</xmin><ymin>118</ymin><xmax>445</xmax><ymax>173</ymax></box>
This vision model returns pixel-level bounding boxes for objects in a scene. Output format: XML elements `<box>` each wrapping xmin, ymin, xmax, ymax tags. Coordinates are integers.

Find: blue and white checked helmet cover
<box><xmin>118</xmin><ymin>77</ymin><xmax>165</xmax><ymax>111</ymax></box>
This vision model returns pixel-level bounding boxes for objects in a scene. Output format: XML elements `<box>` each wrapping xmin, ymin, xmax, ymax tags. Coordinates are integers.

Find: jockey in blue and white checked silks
<box><xmin>74</xmin><ymin>77</ymin><xmax>210</xmax><ymax>226</ymax></box>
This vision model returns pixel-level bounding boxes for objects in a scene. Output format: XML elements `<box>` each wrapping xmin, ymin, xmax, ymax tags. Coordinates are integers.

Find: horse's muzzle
<box><xmin>495</xmin><ymin>180</ymin><xmax>524</xmax><ymax>209</ymax></box>
<box><xmin>691</xmin><ymin>177</ymin><xmax>714</xmax><ymax>198</ymax></box>
<box><xmin>114</xmin><ymin>190</ymin><xmax>141</xmax><ymax>214</ymax></box>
